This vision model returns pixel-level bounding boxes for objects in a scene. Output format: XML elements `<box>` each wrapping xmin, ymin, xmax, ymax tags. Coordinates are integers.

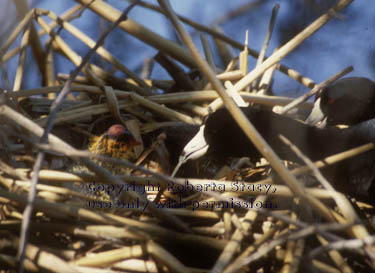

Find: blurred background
<box><xmin>1</xmin><ymin>0</ymin><xmax>374</xmax><ymax>97</ymax></box>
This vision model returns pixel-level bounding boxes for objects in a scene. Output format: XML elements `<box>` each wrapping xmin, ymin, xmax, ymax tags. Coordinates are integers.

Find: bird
<box><xmin>182</xmin><ymin>107</ymin><xmax>375</xmax><ymax>202</ymax></box>
<box><xmin>306</xmin><ymin>77</ymin><xmax>375</xmax><ymax>127</ymax></box>
<box><xmin>89</xmin><ymin>124</ymin><xmax>142</xmax><ymax>174</ymax></box>
<box><xmin>66</xmin><ymin>124</ymin><xmax>142</xmax><ymax>203</ymax></box>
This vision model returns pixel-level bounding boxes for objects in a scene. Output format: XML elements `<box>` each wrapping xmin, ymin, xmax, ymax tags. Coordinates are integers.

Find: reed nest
<box><xmin>1</xmin><ymin>0</ymin><xmax>374</xmax><ymax>272</ymax></box>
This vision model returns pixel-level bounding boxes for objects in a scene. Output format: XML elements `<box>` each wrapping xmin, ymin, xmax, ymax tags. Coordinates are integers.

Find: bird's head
<box><xmin>89</xmin><ymin>124</ymin><xmax>142</xmax><ymax>159</ymax></box>
<box><xmin>105</xmin><ymin>124</ymin><xmax>142</xmax><ymax>146</ymax></box>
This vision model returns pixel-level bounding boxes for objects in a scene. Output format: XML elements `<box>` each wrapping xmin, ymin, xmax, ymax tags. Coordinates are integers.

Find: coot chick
<box><xmin>201</xmin><ymin>107</ymin><xmax>375</xmax><ymax>201</ymax></box>
<box><xmin>89</xmin><ymin>124</ymin><xmax>142</xmax><ymax>174</ymax></box>
<box><xmin>306</xmin><ymin>77</ymin><xmax>375</xmax><ymax>127</ymax></box>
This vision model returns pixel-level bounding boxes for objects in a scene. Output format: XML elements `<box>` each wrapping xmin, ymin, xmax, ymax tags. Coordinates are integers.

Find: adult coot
<box><xmin>306</xmin><ymin>77</ymin><xmax>375</xmax><ymax>127</ymax></box>
<box><xmin>187</xmin><ymin>107</ymin><xmax>375</xmax><ymax>202</ymax></box>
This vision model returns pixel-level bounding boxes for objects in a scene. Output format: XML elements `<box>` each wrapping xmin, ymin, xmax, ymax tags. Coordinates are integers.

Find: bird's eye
<box><xmin>211</xmin><ymin>128</ymin><xmax>218</xmax><ymax>135</ymax></box>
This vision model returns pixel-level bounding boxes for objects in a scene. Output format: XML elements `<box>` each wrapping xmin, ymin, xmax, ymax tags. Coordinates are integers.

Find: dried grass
<box><xmin>1</xmin><ymin>0</ymin><xmax>374</xmax><ymax>272</ymax></box>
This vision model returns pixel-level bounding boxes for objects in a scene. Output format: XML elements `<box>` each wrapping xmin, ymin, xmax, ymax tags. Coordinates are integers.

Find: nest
<box><xmin>0</xmin><ymin>0</ymin><xmax>374</xmax><ymax>272</ymax></box>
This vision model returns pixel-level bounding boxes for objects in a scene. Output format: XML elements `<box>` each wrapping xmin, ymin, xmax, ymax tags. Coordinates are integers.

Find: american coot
<box><xmin>184</xmin><ymin>107</ymin><xmax>375</xmax><ymax>202</ymax></box>
<box><xmin>306</xmin><ymin>77</ymin><xmax>375</xmax><ymax>127</ymax></box>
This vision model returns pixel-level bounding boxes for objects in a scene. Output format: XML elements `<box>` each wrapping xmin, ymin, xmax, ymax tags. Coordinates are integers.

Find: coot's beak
<box><xmin>171</xmin><ymin>125</ymin><xmax>209</xmax><ymax>177</ymax></box>
<box><xmin>305</xmin><ymin>97</ymin><xmax>327</xmax><ymax>127</ymax></box>
<box><xmin>179</xmin><ymin>125</ymin><xmax>209</xmax><ymax>163</ymax></box>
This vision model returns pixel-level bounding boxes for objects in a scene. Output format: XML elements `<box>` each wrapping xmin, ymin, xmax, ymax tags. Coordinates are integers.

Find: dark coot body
<box><xmin>204</xmin><ymin>107</ymin><xmax>375</xmax><ymax>202</ymax></box>
<box><xmin>163</xmin><ymin>125</ymin><xmax>199</xmax><ymax>165</ymax></box>
<box><xmin>306</xmin><ymin>77</ymin><xmax>375</xmax><ymax>126</ymax></box>
<box><xmin>204</xmin><ymin>107</ymin><xmax>352</xmax><ymax>162</ymax></box>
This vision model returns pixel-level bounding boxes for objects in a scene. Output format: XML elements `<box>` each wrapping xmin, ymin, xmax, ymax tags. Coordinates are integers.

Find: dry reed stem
<box><xmin>252</xmin><ymin>4</ymin><xmax>279</xmax><ymax>90</ymax></box>
<box><xmin>12</xmin><ymin>26</ymin><xmax>30</xmax><ymax>91</ymax></box>
<box><xmin>310</xmin><ymin>259</ymin><xmax>342</xmax><ymax>273</ymax></box>
<box><xmin>239</xmin><ymin>30</ymin><xmax>248</xmax><ymax>82</ymax></box>
<box><xmin>45</xmin><ymin>46</ymin><xmax>56</xmax><ymax>95</ymax></box>
<box><xmin>0</xmin><ymin>176</ymin><xmax>96</xmax><ymax>201</ymax></box>
<box><xmin>0</xmin><ymin>8</ymin><xmax>35</xmax><ymax>53</ymax></box>
<box><xmin>13</xmin><ymin>0</ymin><xmax>46</xmax><ymax>77</ymax></box>
<box><xmin>256</xmin><ymin>4</ymin><xmax>279</xmax><ymax>68</ymax></box>
<box><xmin>200</xmin><ymin>34</ymin><xmax>216</xmax><ymax>71</ymax></box>
<box><xmin>216</xmin><ymin>70</ymin><xmax>244</xmax><ymax>81</ymax></box>
<box><xmin>112</xmin><ymin>259</ymin><xmax>158</xmax><ymax>272</ymax></box>
<box><xmin>316</xmin><ymin>235</ymin><xmax>354</xmax><ymax>273</ymax></box>
<box><xmin>178</xmin><ymin>103</ymin><xmax>209</xmax><ymax>117</ymax></box>
<box><xmin>72</xmin><ymin>245</ymin><xmax>144</xmax><ymax>266</ymax></box>
<box><xmin>129</xmin><ymin>92</ymin><xmax>197</xmax><ymax>124</ymax></box>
